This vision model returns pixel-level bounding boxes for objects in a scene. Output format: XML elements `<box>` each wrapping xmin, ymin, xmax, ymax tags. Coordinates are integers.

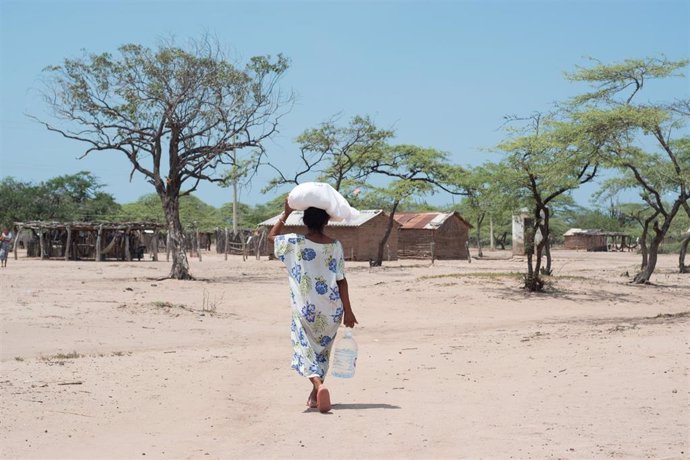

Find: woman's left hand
<box><xmin>343</xmin><ymin>310</ymin><xmax>358</xmax><ymax>328</ymax></box>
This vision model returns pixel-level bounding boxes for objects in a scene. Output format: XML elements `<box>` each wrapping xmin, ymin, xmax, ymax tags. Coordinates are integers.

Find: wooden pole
<box><xmin>39</xmin><ymin>227</ymin><xmax>46</xmax><ymax>259</ymax></box>
<box><xmin>196</xmin><ymin>228</ymin><xmax>202</xmax><ymax>262</ymax></box>
<box><xmin>224</xmin><ymin>227</ymin><xmax>228</xmax><ymax>261</ymax></box>
<box><xmin>125</xmin><ymin>227</ymin><xmax>131</xmax><ymax>261</ymax></box>
<box><xmin>152</xmin><ymin>229</ymin><xmax>159</xmax><ymax>261</ymax></box>
<box><xmin>256</xmin><ymin>229</ymin><xmax>265</xmax><ymax>260</ymax></box>
<box><xmin>65</xmin><ymin>225</ymin><xmax>72</xmax><ymax>261</ymax></box>
<box><xmin>13</xmin><ymin>226</ymin><xmax>22</xmax><ymax>260</ymax></box>
<box><xmin>166</xmin><ymin>232</ymin><xmax>171</xmax><ymax>262</ymax></box>
<box><xmin>95</xmin><ymin>225</ymin><xmax>102</xmax><ymax>262</ymax></box>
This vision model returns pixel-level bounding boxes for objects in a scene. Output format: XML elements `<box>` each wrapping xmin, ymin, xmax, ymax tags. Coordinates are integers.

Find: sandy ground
<box><xmin>0</xmin><ymin>249</ymin><xmax>688</xmax><ymax>459</ymax></box>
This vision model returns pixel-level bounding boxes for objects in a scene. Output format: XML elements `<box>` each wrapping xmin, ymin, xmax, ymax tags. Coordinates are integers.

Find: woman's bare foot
<box><xmin>316</xmin><ymin>386</ymin><xmax>331</xmax><ymax>413</ymax></box>
<box><xmin>307</xmin><ymin>388</ymin><xmax>318</xmax><ymax>408</ymax></box>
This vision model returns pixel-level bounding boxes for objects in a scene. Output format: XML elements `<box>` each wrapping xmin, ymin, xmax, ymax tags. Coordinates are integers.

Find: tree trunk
<box><xmin>476</xmin><ymin>213</ymin><xmax>484</xmax><ymax>258</ymax></box>
<box><xmin>65</xmin><ymin>226</ymin><xmax>72</xmax><ymax>261</ymax></box>
<box><xmin>542</xmin><ymin>207</ymin><xmax>552</xmax><ymax>276</ymax></box>
<box><xmin>638</xmin><ymin>217</ymin><xmax>653</xmax><ymax>270</ymax></box>
<box><xmin>633</xmin><ymin>234</ymin><xmax>662</xmax><ymax>283</ymax></box>
<box><xmin>678</xmin><ymin>232</ymin><xmax>690</xmax><ymax>274</ymax></box>
<box><xmin>373</xmin><ymin>200</ymin><xmax>400</xmax><ymax>267</ymax></box>
<box><xmin>162</xmin><ymin>194</ymin><xmax>192</xmax><ymax>280</ymax></box>
<box><xmin>489</xmin><ymin>215</ymin><xmax>495</xmax><ymax>250</ymax></box>
<box><xmin>632</xmin><ymin>209</ymin><xmax>679</xmax><ymax>284</ymax></box>
<box><xmin>524</xmin><ymin>208</ymin><xmax>545</xmax><ymax>292</ymax></box>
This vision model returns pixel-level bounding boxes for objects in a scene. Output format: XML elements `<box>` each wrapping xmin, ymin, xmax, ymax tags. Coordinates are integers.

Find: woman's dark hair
<box><xmin>303</xmin><ymin>207</ymin><xmax>329</xmax><ymax>232</ymax></box>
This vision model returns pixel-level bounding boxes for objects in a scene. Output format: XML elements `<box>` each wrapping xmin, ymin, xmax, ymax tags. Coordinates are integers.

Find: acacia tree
<box><xmin>496</xmin><ymin>113</ymin><xmax>601</xmax><ymax>291</ymax></box>
<box><xmin>568</xmin><ymin>57</ymin><xmax>690</xmax><ymax>283</ymax></box>
<box><xmin>38</xmin><ymin>39</ymin><xmax>291</xmax><ymax>279</ymax></box>
<box><xmin>364</xmin><ymin>144</ymin><xmax>467</xmax><ymax>266</ymax></box>
<box><xmin>458</xmin><ymin>162</ymin><xmax>519</xmax><ymax>255</ymax></box>
<box><xmin>265</xmin><ymin>115</ymin><xmax>394</xmax><ymax>193</ymax></box>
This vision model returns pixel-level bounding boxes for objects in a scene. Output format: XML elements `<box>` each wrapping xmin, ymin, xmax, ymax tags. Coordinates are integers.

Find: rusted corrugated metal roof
<box><xmin>395</xmin><ymin>212</ymin><xmax>472</xmax><ymax>230</ymax></box>
<box><xmin>259</xmin><ymin>209</ymin><xmax>385</xmax><ymax>228</ymax></box>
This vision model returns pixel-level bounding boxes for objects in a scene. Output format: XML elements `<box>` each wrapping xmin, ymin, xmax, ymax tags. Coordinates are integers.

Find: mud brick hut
<box><xmin>394</xmin><ymin>212</ymin><xmax>471</xmax><ymax>260</ymax></box>
<box><xmin>563</xmin><ymin>229</ymin><xmax>633</xmax><ymax>252</ymax></box>
<box><xmin>13</xmin><ymin>221</ymin><xmax>164</xmax><ymax>261</ymax></box>
<box><xmin>259</xmin><ymin>210</ymin><xmax>400</xmax><ymax>261</ymax></box>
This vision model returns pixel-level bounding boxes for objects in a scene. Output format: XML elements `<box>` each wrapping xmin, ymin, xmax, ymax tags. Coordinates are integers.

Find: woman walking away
<box><xmin>268</xmin><ymin>198</ymin><xmax>358</xmax><ymax>413</ymax></box>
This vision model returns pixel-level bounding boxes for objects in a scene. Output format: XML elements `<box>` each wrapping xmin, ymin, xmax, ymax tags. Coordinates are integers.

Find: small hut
<box><xmin>394</xmin><ymin>212</ymin><xmax>471</xmax><ymax>260</ymax></box>
<box><xmin>259</xmin><ymin>210</ymin><xmax>399</xmax><ymax>261</ymax></box>
<box><xmin>512</xmin><ymin>209</ymin><xmax>533</xmax><ymax>256</ymax></box>
<box><xmin>13</xmin><ymin>221</ymin><xmax>164</xmax><ymax>261</ymax></box>
<box><xmin>563</xmin><ymin>229</ymin><xmax>633</xmax><ymax>252</ymax></box>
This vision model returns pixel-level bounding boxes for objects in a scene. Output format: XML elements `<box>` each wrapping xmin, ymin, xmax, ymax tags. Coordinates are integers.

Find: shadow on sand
<box><xmin>332</xmin><ymin>403</ymin><xmax>401</xmax><ymax>410</ymax></box>
<box><xmin>303</xmin><ymin>403</ymin><xmax>401</xmax><ymax>414</ymax></box>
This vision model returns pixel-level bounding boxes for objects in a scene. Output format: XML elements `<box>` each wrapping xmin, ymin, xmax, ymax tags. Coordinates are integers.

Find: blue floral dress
<box><xmin>274</xmin><ymin>233</ymin><xmax>346</xmax><ymax>380</ymax></box>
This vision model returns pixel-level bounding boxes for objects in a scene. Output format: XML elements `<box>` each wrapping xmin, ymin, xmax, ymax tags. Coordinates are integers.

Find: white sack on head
<box><xmin>287</xmin><ymin>182</ymin><xmax>360</xmax><ymax>222</ymax></box>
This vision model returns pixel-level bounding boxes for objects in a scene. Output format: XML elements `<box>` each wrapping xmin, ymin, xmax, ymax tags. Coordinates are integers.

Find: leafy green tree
<box><xmin>568</xmin><ymin>57</ymin><xmax>690</xmax><ymax>282</ymax></box>
<box><xmin>38</xmin><ymin>39</ymin><xmax>291</xmax><ymax>279</ymax></box>
<box><xmin>41</xmin><ymin>171</ymin><xmax>120</xmax><ymax>221</ymax></box>
<box><xmin>119</xmin><ymin>194</ymin><xmax>223</xmax><ymax>231</ymax></box>
<box><xmin>236</xmin><ymin>196</ymin><xmax>285</xmax><ymax>228</ymax></box>
<box><xmin>456</xmin><ymin>162</ymin><xmax>521</xmax><ymax>255</ymax></box>
<box><xmin>0</xmin><ymin>177</ymin><xmax>44</xmax><ymax>226</ymax></box>
<box><xmin>0</xmin><ymin>172</ymin><xmax>119</xmax><ymax>225</ymax></box>
<box><xmin>362</xmin><ymin>144</ymin><xmax>467</xmax><ymax>266</ymax></box>
<box><xmin>496</xmin><ymin>113</ymin><xmax>602</xmax><ymax>291</ymax></box>
<box><xmin>265</xmin><ymin>115</ymin><xmax>394</xmax><ymax>193</ymax></box>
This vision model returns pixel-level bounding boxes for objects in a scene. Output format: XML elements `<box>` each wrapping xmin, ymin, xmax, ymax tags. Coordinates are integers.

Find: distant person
<box><xmin>0</xmin><ymin>227</ymin><xmax>14</xmax><ymax>268</ymax></box>
<box><xmin>268</xmin><ymin>198</ymin><xmax>357</xmax><ymax>413</ymax></box>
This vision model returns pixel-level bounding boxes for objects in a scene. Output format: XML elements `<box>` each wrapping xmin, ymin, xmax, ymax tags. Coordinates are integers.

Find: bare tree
<box><xmin>36</xmin><ymin>38</ymin><xmax>292</xmax><ymax>278</ymax></box>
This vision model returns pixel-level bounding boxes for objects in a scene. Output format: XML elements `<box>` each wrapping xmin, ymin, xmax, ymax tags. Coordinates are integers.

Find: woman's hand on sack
<box><xmin>284</xmin><ymin>196</ymin><xmax>294</xmax><ymax>216</ymax></box>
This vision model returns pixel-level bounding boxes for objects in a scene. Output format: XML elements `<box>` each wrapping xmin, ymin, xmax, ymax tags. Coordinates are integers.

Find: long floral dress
<box><xmin>274</xmin><ymin>233</ymin><xmax>346</xmax><ymax>380</ymax></box>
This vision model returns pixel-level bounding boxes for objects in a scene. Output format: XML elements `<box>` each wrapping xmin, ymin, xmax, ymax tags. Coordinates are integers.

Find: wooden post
<box><xmin>39</xmin><ymin>227</ymin><xmax>46</xmax><ymax>259</ymax></box>
<box><xmin>196</xmin><ymin>228</ymin><xmax>202</xmax><ymax>262</ymax></box>
<box><xmin>96</xmin><ymin>225</ymin><xmax>103</xmax><ymax>262</ymax></box>
<box><xmin>241</xmin><ymin>231</ymin><xmax>247</xmax><ymax>261</ymax></box>
<box><xmin>256</xmin><ymin>229</ymin><xmax>266</xmax><ymax>260</ymax></box>
<box><xmin>224</xmin><ymin>227</ymin><xmax>229</xmax><ymax>261</ymax></box>
<box><xmin>125</xmin><ymin>227</ymin><xmax>131</xmax><ymax>261</ymax></box>
<box><xmin>166</xmin><ymin>232</ymin><xmax>171</xmax><ymax>262</ymax></box>
<box><xmin>13</xmin><ymin>226</ymin><xmax>22</xmax><ymax>260</ymax></box>
<box><xmin>65</xmin><ymin>225</ymin><xmax>72</xmax><ymax>261</ymax></box>
<box><xmin>152</xmin><ymin>229</ymin><xmax>159</xmax><ymax>261</ymax></box>
<box><xmin>430</xmin><ymin>241</ymin><xmax>436</xmax><ymax>265</ymax></box>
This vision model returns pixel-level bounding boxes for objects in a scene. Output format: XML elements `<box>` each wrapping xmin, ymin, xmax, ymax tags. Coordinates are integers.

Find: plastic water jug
<box><xmin>331</xmin><ymin>329</ymin><xmax>358</xmax><ymax>378</ymax></box>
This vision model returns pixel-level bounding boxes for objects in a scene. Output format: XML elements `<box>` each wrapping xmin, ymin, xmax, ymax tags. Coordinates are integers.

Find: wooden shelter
<box><xmin>13</xmin><ymin>221</ymin><xmax>164</xmax><ymax>261</ymax></box>
<box><xmin>215</xmin><ymin>227</ymin><xmax>268</xmax><ymax>260</ymax></box>
<box><xmin>259</xmin><ymin>210</ymin><xmax>400</xmax><ymax>261</ymax></box>
<box><xmin>563</xmin><ymin>228</ymin><xmax>634</xmax><ymax>252</ymax></box>
<box><xmin>394</xmin><ymin>212</ymin><xmax>471</xmax><ymax>260</ymax></box>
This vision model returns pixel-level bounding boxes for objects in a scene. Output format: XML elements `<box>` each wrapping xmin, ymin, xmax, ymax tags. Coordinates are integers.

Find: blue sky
<box><xmin>1</xmin><ymin>0</ymin><xmax>688</xmax><ymax>209</ymax></box>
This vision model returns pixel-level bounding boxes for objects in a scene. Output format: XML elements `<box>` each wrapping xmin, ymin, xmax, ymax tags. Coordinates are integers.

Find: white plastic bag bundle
<box><xmin>287</xmin><ymin>182</ymin><xmax>360</xmax><ymax>222</ymax></box>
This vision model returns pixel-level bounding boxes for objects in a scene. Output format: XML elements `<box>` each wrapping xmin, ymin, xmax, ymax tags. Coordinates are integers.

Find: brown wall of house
<box><xmin>398</xmin><ymin>216</ymin><xmax>470</xmax><ymax>259</ymax></box>
<box><xmin>262</xmin><ymin>213</ymin><xmax>399</xmax><ymax>261</ymax></box>
<box><xmin>564</xmin><ymin>234</ymin><xmax>607</xmax><ymax>251</ymax></box>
